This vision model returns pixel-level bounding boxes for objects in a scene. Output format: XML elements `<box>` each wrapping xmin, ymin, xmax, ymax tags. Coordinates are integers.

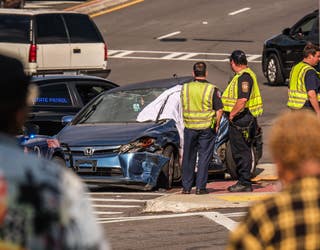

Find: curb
<box><xmin>144</xmin><ymin>163</ymin><xmax>279</xmax><ymax>213</ymax></box>
<box><xmin>64</xmin><ymin>0</ymin><xmax>140</xmax><ymax>15</ymax></box>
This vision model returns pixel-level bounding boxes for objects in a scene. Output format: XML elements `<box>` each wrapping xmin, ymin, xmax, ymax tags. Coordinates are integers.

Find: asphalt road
<box><xmin>93</xmin><ymin>0</ymin><xmax>317</xmax><ymax>164</ymax></box>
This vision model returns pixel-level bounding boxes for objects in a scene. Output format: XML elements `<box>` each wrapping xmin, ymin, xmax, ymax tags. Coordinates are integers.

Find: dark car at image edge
<box><xmin>262</xmin><ymin>9</ymin><xmax>319</xmax><ymax>85</ymax></box>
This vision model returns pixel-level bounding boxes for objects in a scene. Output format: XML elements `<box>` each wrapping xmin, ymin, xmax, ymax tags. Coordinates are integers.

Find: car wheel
<box><xmin>266</xmin><ymin>54</ymin><xmax>284</xmax><ymax>85</ymax></box>
<box><xmin>225</xmin><ymin>142</ymin><xmax>257</xmax><ymax>179</ymax></box>
<box><xmin>52</xmin><ymin>156</ymin><xmax>66</xmax><ymax>168</ymax></box>
<box><xmin>157</xmin><ymin>145</ymin><xmax>175</xmax><ymax>189</ymax></box>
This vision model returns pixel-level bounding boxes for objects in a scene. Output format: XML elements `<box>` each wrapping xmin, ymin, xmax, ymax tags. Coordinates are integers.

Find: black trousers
<box><xmin>182</xmin><ymin>127</ymin><xmax>215</xmax><ymax>190</ymax></box>
<box><xmin>229</xmin><ymin>112</ymin><xmax>256</xmax><ymax>185</ymax></box>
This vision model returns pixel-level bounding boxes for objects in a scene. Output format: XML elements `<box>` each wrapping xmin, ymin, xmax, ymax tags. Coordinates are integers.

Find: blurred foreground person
<box><xmin>227</xmin><ymin>110</ymin><xmax>320</xmax><ymax>250</ymax></box>
<box><xmin>0</xmin><ymin>54</ymin><xmax>109</xmax><ymax>249</ymax></box>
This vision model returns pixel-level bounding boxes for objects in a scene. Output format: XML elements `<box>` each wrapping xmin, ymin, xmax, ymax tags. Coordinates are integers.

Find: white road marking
<box><xmin>89</xmin><ymin>198</ymin><xmax>147</xmax><ymax>202</ymax></box>
<box><xmin>92</xmin><ymin>204</ymin><xmax>140</xmax><ymax>208</ymax></box>
<box><xmin>161</xmin><ymin>52</ymin><xmax>185</xmax><ymax>59</ymax></box>
<box><xmin>157</xmin><ymin>31</ymin><xmax>181</xmax><ymax>40</ymax></box>
<box><xmin>228</xmin><ymin>7</ymin><xmax>251</xmax><ymax>16</ymax></box>
<box><xmin>178</xmin><ymin>53</ymin><xmax>199</xmax><ymax>60</ymax></box>
<box><xmin>88</xmin><ymin>192</ymin><xmax>166</xmax><ymax>196</ymax></box>
<box><xmin>94</xmin><ymin>211</ymin><xmax>123</xmax><ymax>215</ymax></box>
<box><xmin>97</xmin><ymin>211</ymin><xmax>240</xmax><ymax>231</ymax></box>
<box><xmin>112</xmin><ymin>51</ymin><xmax>134</xmax><ymax>58</ymax></box>
<box><xmin>109</xmin><ymin>49</ymin><xmax>261</xmax><ymax>63</ymax></box>
<box><xmin>202</xmin><ymin>212</ymin><xmax>238</xmax><ymax>231</ymax></box>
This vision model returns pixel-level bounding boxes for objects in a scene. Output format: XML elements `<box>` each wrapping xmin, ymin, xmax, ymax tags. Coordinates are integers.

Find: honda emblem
<box><xmin>84</xmin><ymin>147</ymin><xmax>95</xmax><ymax>156</ymax></box>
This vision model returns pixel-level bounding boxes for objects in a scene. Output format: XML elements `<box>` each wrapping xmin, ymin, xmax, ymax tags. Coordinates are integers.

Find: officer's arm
<box><xmin>215</xmin><ymin>109</ymin><xmax>223</xmax><ymax>133</ymax></box>
<box><xmin>307</xmin><ymin>90</ymin><xmax>320</xmax><ymax>115</ymax></box>
<box><xmin>229</xmin><ymin>98</ymin><xmax>247</xmax><ymax>121</ymax></box>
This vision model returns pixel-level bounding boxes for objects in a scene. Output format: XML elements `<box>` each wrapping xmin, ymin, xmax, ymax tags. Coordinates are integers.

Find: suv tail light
<box><xmin>29</xmin><ymin>44</ymin><xmax>37</xmax><ymax>62</ymax></box>
<box><xmin>104</xmin><ymin>43</ymin><xmax>108</xmax><ymax>61</ymax></box>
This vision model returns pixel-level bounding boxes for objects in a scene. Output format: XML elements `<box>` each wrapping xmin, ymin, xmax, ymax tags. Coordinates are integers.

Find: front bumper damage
<box><xmin>65</xmin><ymin>151</ymin><xmax>169</xmax><ymax>189</ymax></box>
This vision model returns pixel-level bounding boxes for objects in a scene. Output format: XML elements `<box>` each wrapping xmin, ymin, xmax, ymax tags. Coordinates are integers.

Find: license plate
<box><xmin>75</xmin><ymin>159</ymin><xmax>97</xmax><ymax>172</ymax></box>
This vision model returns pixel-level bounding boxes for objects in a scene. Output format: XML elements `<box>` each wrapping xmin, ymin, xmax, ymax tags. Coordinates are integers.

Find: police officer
<box><xmin>287</xmin><ymin>43</ymin><xmax>320</xmax><ymax>115</ymax></box>
<box><xmin>222</xmin><ymin>50</ymin><xmax>263</xmax><ymax>192</ymax></box>
<box><xmin>181</xmin><ymin>62</ymin><xmax>223</xmax><ymax>195</ymax></box>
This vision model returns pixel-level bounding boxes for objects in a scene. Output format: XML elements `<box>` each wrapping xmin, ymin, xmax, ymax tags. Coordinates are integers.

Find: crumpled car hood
<box><xmin>57</xmin><ymin>122</ymin><xmax>172</xmax><ymax>146</ymax></box>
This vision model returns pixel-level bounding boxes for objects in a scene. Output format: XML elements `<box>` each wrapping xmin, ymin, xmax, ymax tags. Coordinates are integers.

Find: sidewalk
<box><xmin>144</xmin><ymin>163</ymin><xmax>280</xmax><ymax>213</ymax></box>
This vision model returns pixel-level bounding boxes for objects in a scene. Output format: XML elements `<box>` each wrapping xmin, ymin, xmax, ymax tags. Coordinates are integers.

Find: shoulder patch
<box><xmin>241</xmin><ymin>81</ymin><xmax>249</xmax><ymax>93</ymax></box>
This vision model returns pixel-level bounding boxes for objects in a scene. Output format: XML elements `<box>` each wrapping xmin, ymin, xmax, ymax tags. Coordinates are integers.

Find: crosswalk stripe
<box><xmin>94</xmin><ymin>211</ymin><xmax>123</xmax><ymax>215</ymax></box>
<box><xmin>161</xmin><ymin>52</ymin><xmax>184</xmax><ymax>59</ymax></box>
<box><xmin>89</xmin><ymin>198</ymin><xmax>147</xmax><ymax>202</ymax></box>
<box><xmin>108</xmin><ymin>49</ymin><xmax>261</xmax><ymax>63</ymax></box>
<box><xmin>178</xmin><ymin>53</ymin><xmax>199</xmax><ymax>60</ymax></box>
<box><xmin>112</xmin><ymin>51</ymin><xmax>134</xmax><ymax>58</ymax></box>
<box><xmin>93</xmin><ymin>204</ymin><xmax>140</xmax><ymax>208</ymax></box>
<box><xmin>88</xmin><ymin>192</ymin><xmax>166</xmax><ymax>196</ymax></box>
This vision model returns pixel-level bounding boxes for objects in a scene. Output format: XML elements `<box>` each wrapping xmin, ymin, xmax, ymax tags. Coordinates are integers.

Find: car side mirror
<box><xmin>282</xmin><ymin>28</ymin><xmax>291</xmax><ymax>36</ymax></box>
<box><xmin>61</xmin><ymin>115</ymin><xmax>74</xmax><ymax>126</ymax></box>
<box><xmin>23</xmin><ymin>123</ymin><xmax>40</xmax><ymax>137</ymax></box>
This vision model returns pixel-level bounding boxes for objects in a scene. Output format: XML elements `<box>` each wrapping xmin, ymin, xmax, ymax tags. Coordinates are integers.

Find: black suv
<box><xmin>27</xmin><ymin>75</ymin><xmax>118</xmax><ymax>135</ymax></box>
<box><xmin>262</xmin><ymin>10</ymin><xmax>319</xmax><ymax>85</ymax></box>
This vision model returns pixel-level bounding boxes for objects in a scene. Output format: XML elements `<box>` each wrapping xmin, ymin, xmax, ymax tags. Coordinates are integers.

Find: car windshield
<box><xmin>77</xmin><ymin>88</ymin><xmax>166</xmax><ymax>123</ymax></box>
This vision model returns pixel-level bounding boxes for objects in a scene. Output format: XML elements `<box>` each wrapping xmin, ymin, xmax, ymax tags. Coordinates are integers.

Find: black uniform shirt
<box><xmin>303</xmin><ymin>69</ymin><xmax>320</xmax><ymax>109</ymax></box>
<box><xmin>196</xmin><ymin>79</ymin><xmax>223</xmax><ymax>111</ymax></box>
<box><xmin>237</xmin><ymin>73</ymin><xmax>253</xmax><ymax>99</ymax></box>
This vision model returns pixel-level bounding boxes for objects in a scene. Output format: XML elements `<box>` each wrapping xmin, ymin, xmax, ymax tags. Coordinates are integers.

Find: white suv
<box><xmin>0</xmin><ymin>9</ymin><xmax>109</xmax><ymax>77</ymax></box>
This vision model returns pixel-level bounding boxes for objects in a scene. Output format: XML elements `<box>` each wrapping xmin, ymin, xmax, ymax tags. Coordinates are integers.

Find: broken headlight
<box><xmin>119</xmin><ymin>137</ymin><xmax>156</xmax><ymax>153</ymax></box>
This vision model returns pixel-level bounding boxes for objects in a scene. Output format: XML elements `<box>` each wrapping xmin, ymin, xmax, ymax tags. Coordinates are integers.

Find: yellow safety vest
<box><xmin>221</xmin><ymin>68</ymin><xmax>263</xmax><ymax>117</ymax></box>
<box><xmin>287</xmin><ymin>61</ymin><xmax>320</xmax><ymax>109</ymax></box>
<box><xmin>181</xmin><ymin>81</ymin><xmax>217</xmax><ymax>129</ymax></box>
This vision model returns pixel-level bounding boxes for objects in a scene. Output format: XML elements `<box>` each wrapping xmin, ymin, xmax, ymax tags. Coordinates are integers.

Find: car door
<box><xmin>285</xmin><ymin>13</ymin><xmax>319</xmax><ymax>66</ymax></box>
<box><xmin>36</xmin><ymin>14</ymin><xmax>71</xmax><ymax>70</ymax></box>
<box><xmin>30</xmin><ymin>83</ymin><xmax>79</xmax><ymax>135</ymax></box>
<box><xmin>62</xmin><ymin>14</ymin><xmax>106</xmax><ymax>70</ymax></box>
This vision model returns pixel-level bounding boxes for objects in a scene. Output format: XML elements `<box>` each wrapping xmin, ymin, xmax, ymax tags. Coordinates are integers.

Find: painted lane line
<box><xmin>161</xmin><ymin>52</ymin><xmax>184</xmax><ymax>59</ymax></box>
<box><xmin>112</xmin><ymin>51</ymin><xmax>134</xmax><ymax>58</ymax></box>
<box><xmin>157</xmin><ymin>31</ymin><xmax>181</xmax><ymax>40</ymax></box>
<box><xmin>247</xmin><ymin>55</ymin><xmax>261</xmax><ymax>61</ymax></box>
<box><xmin>94</xmin><ymin>211</ymin><xmax>123</xmax><ymax>215</ymax></box>
<box><xmin>88</xmin><ymin>192</ymin><xmax>166</xmax><ymax>196</ymax></box>
<box><xmin>178</xmin><ymin>53</ymin><xmax>199</xmax><ymax>60</ymax></box>
<box><xmin>224</xmin><ymin>212</ymin><xmax>247</xmax><ymax>218</ymax></box>
<box><xmin>202</xmin><ymin>212</ymin><xmax>238</xmax><ymax>231</ymax></box>
<box><xmin>110</xmin><ymin>56</ymin><xmax>244</xmax><ymax>63</ymax></box>
<box><xmin>97</xmin><ymin>211</ymin><xmax>238</xmax><ymax>231</ymax></box>
<box><xmin>228</xmin><ymin>7</ymin><xmax>251</xmax><ymax>16</ymax></box>
<box><xmin>89</xmin><ymin>198</ymin><xmax>147</xmax><ymax>202</ymax></box>
<box><xmin>107</xmin><ymin>50</ymin><xmax>120</xmax><ymax>56</ymax></box>
<box><xmin>92</xmin><ymin>204</ymin><xmax>140</xmax><ymax>208</ymax></box>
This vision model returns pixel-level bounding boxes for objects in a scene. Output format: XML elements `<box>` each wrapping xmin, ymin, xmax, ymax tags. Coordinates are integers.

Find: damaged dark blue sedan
<box><xmin>57</xmin><ymin>76</ymin><xmax>193</xmax><ymax>190</ymax></box>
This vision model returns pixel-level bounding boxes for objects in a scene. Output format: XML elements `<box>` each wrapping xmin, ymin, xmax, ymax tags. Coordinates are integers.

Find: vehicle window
<box><xmin>0</xmin><ymin>14</ymin><xmax>30</xmax><ymax>43</ymax></box>
<box><xmin>35</xmin><ymin>84</ymin><xmax>72</xmax><ymax>106</ymax></box>
<box><xmin>36</xmin><ymin>14</ymin><xmax>68</xmax><ymax>44</ymax></box>
<box><xmin>76</xmin><ymin>83</ymin><xmax>110</xmax><ymax>105</ymax></box>
<box><xmin>63</xmin><ymin>14</ymin><xmax>102</xmax><ymax>43</ymax></box>
<box><xmin>291</xmin><ymin>16</ymin><xmax>317</xmax><ymax>37</ymax></box>
<box><xmin>77</xmin><ymin>88</ymin><xmax>166</xmax><ymax>123</ymax></box>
